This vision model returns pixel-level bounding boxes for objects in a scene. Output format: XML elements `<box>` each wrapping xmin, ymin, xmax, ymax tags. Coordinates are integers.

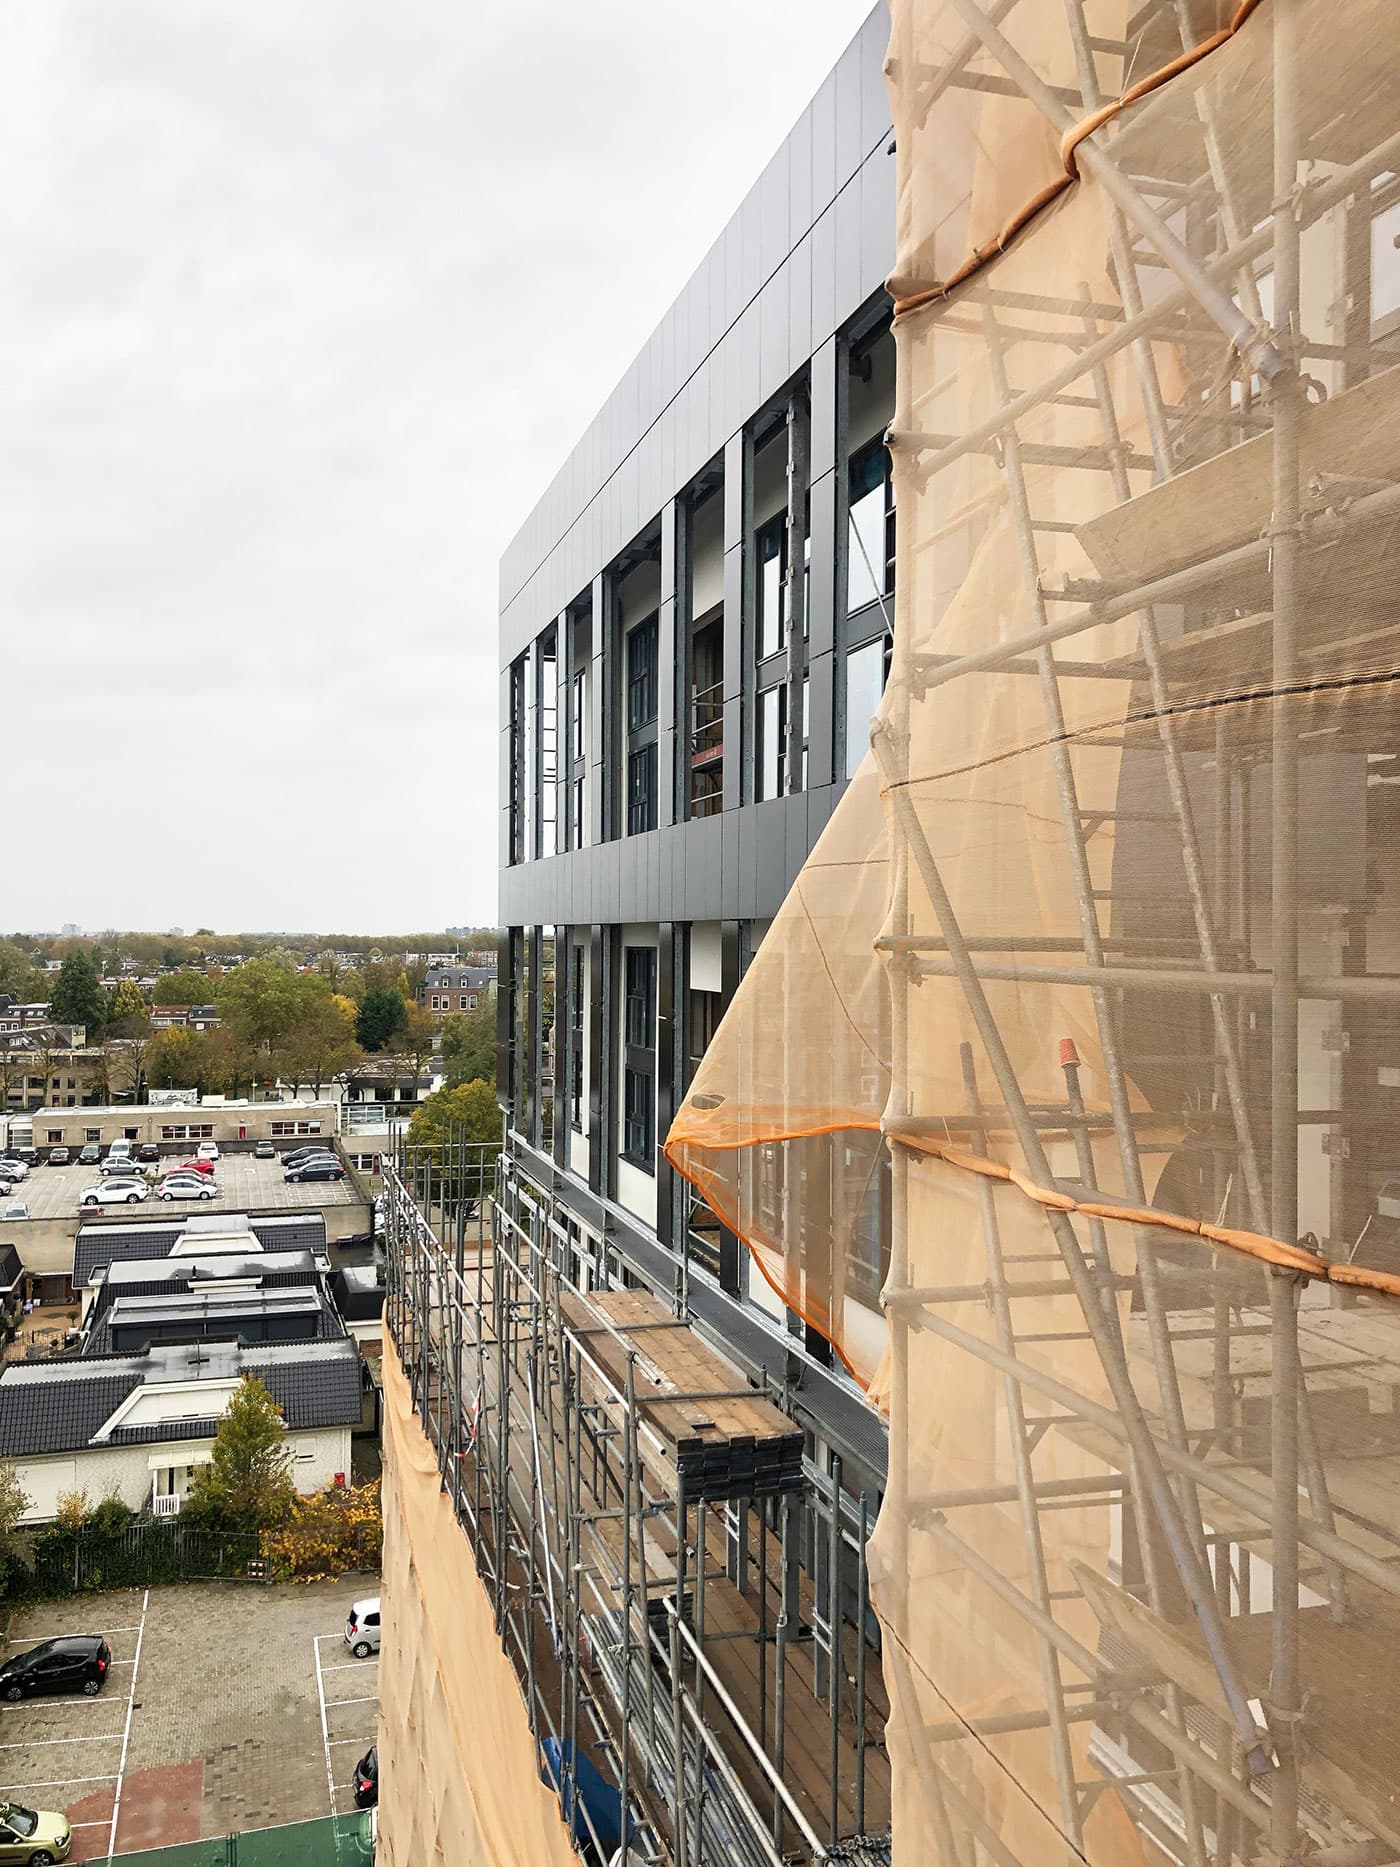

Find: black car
<box><xmin>352</xmin><ymin>1743</ymin><xmax>378</xmax><ymax>1809</ymax></box>
<box><xmin>78</xmin><ymin>1143</ymin><xmax>100</xmax><ymax>1166</ymax></box>
<box><xmin>280</xmin><ymin>1145</ymin><xmax>332</xmax><ymax>1170</ymax></box>
<box><xmin>285</xmin><ymin>1159</ymin><xmax>344</xmax><ymax>1183</ymax></box>
<box><xmin>9</xmin><ymin>1147</ymin><xmax>38</xmax><ymax>1166</ymax></box>
<box><xmin>0</xmin><ymin>1635</ymin><xmax>111</xmax><ymax>1702</ymax></box>
<box><xmin>137</xmin><ymin>1142</ymin><xmax>160</xmax><ymax>1163</ymax></box>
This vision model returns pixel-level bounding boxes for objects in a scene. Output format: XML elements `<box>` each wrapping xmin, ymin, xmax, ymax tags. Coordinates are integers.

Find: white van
<box><xmin>106</xmin><ymin>1140</ymin><xmax>133</xmax><ymax>1161</ymax></box>
<box><xmin>196</xmin><ymin>1141</ymin><xmax>220</xmax><ymax>1163</ymax></box>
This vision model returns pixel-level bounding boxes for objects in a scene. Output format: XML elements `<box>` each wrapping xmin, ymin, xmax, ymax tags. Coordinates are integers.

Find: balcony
<box><xmin>689</xmin><ymin>677</ymin><xmax>723</xmax><ymax>818</ymax></box>
<box><xmin>151</xmin><ymin>1491</ymin><xmax>182</xmax><ymax>1519</ymax></box>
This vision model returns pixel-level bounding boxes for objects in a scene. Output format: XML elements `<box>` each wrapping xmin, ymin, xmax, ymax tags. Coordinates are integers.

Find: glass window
<box><xmin>571</xmin><ymin>668</ymin><xmax>586</xmax><ymax>762</ymax></box>
<box><xmin>845</xmin><ymin>637</ymin><xmax>891</xmax><ymax>780</ymax></box>
<box><xmin>627</xmin><ymin>744</ymin><xmax>657</xmax><ymax>836</ymax></box>
<box><xmin>847</xmin><ymin>440</ymin><xmax>894</xmax><ymax>615</ymax></box>
<box><xmin>757</xmin><ymin>520</ymin><xmax>784</xmax><ymax>662</ymax></box>
<box><xmin>757</xmin><ymin>684</ymin><xmax>786</xmax><ymax>801</ymax></box>
<box><xmin>1372</xmin><ymin>192</ymin><xmax>1400</xmax><ymax>328</ymax></box>
<box><xmin>569</xmin><ymin>946</ymin><xmax>585</xmax><ymax>1130</ymax></box>
<box><xmin>624</xmin><ymin>947</ymin><xmax>656</xmax><ymax>1051</ymax></box>
<box><xmin>623</xmin><ymin>1068</ymin><xmax>655</xmax><ymax>1167</ymax></box>
<box><xmin>626</xmin><ymin>614</ymin><xmax>658</xmax><ymax>730</ymax></box>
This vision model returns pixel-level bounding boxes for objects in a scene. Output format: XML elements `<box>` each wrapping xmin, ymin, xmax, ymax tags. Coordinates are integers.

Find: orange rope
<box><xmin>892</xmin><ymin>0</ymin><xmax>1265</xmax><ymax>322</ymax></box>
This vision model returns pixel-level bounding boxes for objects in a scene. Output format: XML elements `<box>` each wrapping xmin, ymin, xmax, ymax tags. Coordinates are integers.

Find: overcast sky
<box><xmin>0</xmin><ymin>1</ymin><xmax>876</xmax><ymax>936</ymax></box>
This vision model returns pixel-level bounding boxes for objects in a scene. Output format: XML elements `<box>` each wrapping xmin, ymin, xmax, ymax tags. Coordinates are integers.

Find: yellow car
<box><xmin>0</xmin><ymin>1801</ymin><xmax>71</xmax><ymax>1864</ymax></box>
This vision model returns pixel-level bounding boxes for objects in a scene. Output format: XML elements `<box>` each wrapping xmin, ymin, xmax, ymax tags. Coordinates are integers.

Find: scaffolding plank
<box><xmin>1077</xmin><ymin>362</ymin><xmax>1400</xmax><ymax>585</ymax></box>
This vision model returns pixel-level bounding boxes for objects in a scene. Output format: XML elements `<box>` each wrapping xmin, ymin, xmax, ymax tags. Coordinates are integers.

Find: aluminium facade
<box><xmin>498</xmin><ymin>4</ymin><xmax>894</xmax><ymax>1485</ymax></box>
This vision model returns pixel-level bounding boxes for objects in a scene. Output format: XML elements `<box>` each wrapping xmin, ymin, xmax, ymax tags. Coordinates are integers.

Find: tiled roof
<box><xmin>0</xmin><ymin>1339</ymin><xmax>362</xmax><ymax>1457</ymax></box>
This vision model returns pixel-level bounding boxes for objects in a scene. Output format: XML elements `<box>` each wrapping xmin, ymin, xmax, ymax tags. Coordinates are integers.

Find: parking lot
<box><xmin>9</xmin><ymin>1152</ymin><xmax>366</xmax><ymax>1223</ymax></box>
<box><xmin>1</xmin><ymin>1578</ymin><xmax>380</xmax><ymax>1857</ymax></box>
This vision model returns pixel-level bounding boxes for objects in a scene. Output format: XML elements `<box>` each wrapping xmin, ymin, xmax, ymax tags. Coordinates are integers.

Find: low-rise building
<box><xmin>150</xmin><ymin>1005</ymin><xmax>221</xmax><ymax>1031</ymax></box>
<box><xmin>417</xmin><ymin>965</ymin><xmax>495</xmax><ymax>1018</ymax></box>
<box><xmin>1</xmin><ymin>1214</ymin><xmax>363</xmax><ymax>1521</ymax></box>
<box><xmin>31</xmin><ymin>1097</ymin><xmax>339</xmax><ymax>1152</ymax></box>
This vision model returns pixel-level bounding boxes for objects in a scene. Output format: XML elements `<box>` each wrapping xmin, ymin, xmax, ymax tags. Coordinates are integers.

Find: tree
<box><xmin>406</xmin><ymin>1079</ymin><xmax>501</xmax><ymax>1207</ymax></box>
<box><xmin>151</xmin><ymin>969</ymin><xmax>213</xmax><ymax>1008</ymax></box>
<box><xmin>0</xmin><ymin>942</ymin><xmax>48</xmax><ymax>1005</ymax></box>
<box><xmin>400</xmin><ymin>1004</ymin><xmax>439</xmax><ymax>1096</ymax></box>
<box><xmin>184</xmin><ymin>1376</ymin><xmax>295</xmax><ymax>1534</ymax></box>
<box><xmin>442</xmin><ymin>1003</ymin><xmax>497</xmax><ymax>1089</ymax></box>
<box><xmin>279</xmin><ymin>994</ymin><xmax>361</xmax><ymax>1096</ymax></box>
<box><xmin>0</xmin><ymin>1463</ymin><xmax>35</xmax><ymax>1583</ymax></box>
<box><xmin>356</xmin><ymin>988</ymin><xmax>407</xmax><ymax>1053</ymax></box>
<box><xmin>218</xmin><ymin>955</ymin><xmax>310</xmax><ymax>1054</ymax></box>
<box><xmin>106</xmin><ymin>1034</ymin><xmax>153</xmax><ymax>1102</ymax></box>
<box><xmin>49</xmin><ymin>952</ymin><xmax>105</xmax><ymax>1033</ymax></box>
<box><xmin>106</xmin><ymin>979</ymin><xmax>150</xmax><ymax>1034</ymax></box>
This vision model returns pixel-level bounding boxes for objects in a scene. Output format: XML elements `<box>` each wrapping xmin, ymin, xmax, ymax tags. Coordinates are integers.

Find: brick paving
<box><xmin>2</xmin><ymin>1574</ymin><xmax>381</xmax><ymax>1853</ymax></box>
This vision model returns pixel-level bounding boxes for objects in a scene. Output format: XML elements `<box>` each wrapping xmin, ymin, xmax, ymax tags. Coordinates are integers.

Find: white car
<box><xmin>344</xmin><ymin>1597</ymin><xmax>380</xmax><ymax>1657</ymax></box>
<box><xmin>157</xmin><ymin>1176</ymin><xmax>217</xmax><ymax>1202</ymax></box>
<box><xmin>0</xmin><ymin>1159</ymin><xmax>28</xmax><ymax>1182</ymax></box>
<box><xmin>196</xmin><ymin>1141</ymin><xmax>220</xmax><ymax>1162</ymax></box>
<box><xmin>79</xmin><ymin>1179</ymin><xmax>149</xmax><ymax>1208</ymax></box>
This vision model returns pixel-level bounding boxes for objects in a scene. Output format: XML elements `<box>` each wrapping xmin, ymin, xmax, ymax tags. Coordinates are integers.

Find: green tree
<box><xmin>184</xmin><ymin>1376</ymin><xmax>295</xmax><ymax>1534</ymax></box>
<box><xmin>279</xmin><ymin>994</ymin><xmax>362</xmax><ymax>1096</ymax></box>
<box><xmin>399</xmin><ymin>1003</ymin><xmax>439</xmax><ymax>1095</ymax></box>
<box><xmin>356</xmin><ymin>988</ymin><xmax>407</xmax><ymax>1052</ymax></box>
<box><xmin>219</xmin><ymin>956</ymin><xmax>316</xmax><ymax>1055</ymax></box>
<box><xmin>442</xmin><ymin>1003</ymin><xmax>497</xmax><ymax>1089</ymax></box>
<box><xmin>49</xmin><ymin>952</ymin><xmax>105</xmax><ymax>1033</ymax></box>
<box><xmin>406</xmin><ymin>1079</ymin><xmax>501</xmax><ymax>1207</ymax></box>
<box><xmin>151</xmin><ymin>969</ymin><xmax>214</xmax><ymax>1008</ymax></box>
<box><xmin>0</xmin><ymin>941</ymin><xmax>48</xmax><ymax>1004</ymax></box>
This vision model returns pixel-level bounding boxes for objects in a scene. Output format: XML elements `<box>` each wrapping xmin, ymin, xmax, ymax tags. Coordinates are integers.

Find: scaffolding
<box><xmin>666</xmin><ymin>0</ymin><xmax>1400</xmax><ymax>1861</ymax></box>
<box><xmin>383</xmin><ymin>1135</ymin><xmax>893</xmax><ymax>1865</ymax></box>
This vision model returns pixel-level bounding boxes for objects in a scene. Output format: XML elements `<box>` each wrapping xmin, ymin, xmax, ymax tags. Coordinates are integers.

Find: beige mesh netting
<box><xmin>378</xmin><ymin>1341</ymin><xmax>577</xmax><ymax>1867</ymax></box>
<box><xmin>667</xmin><ymin>0</ymin><xmax>1400</xmax><ymax>1858</ymax></box>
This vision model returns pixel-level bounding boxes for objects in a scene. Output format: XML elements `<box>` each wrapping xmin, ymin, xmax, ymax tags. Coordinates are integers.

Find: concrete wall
<box><xmin>30</xmin><ymin>1103</ymin><xmax>340</xmax><ymax>1149</ymax></box>
<box><xmin>14</xmin><ymin>1424</ymin><xmax>353</xmax><ymax>1522</ymax></box>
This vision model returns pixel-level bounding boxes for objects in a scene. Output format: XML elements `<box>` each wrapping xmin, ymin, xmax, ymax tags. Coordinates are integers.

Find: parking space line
<box><xmin>319</xmin><ymin>1660</ymin><xmax>378</xmax><ymax>1672</ymax></box>
<box><xmin>0</xmin><ymin>1732</ymin><xmax>124</xmax><ymax>1751</ymax></box>
<box><xmin>105</xmin><ymin>1586</ymin><xmax>149</xmax><ymax>1860</ymax></box>
<box><xmin>326</xmin><ymin>1736</ymin><xmax>373</xmax><ymax>1747</ymax></box>
<box><xmin>314</xmin><ymin>1635</ymin><xmax>337</xmax><ymax>1816</ymax></box>
<box><xmin>325</xmin><ymin>1694</ymin><xmax>378</xmax><ymax>1709</ymax></box>
<box><xmin>0</xmin><ymin>1774</ymin><xmax>117</xmax><ymax>1792</ymax></box>
<box><xmin>1</xmin><ymin>1697</ymin><xmax>129</xmax><ymax>1714</ymax></box>
<box><xmin>5</xmin><ymin>1627</ymin><xmax>141</xmax><ymax>1643</ymax></box>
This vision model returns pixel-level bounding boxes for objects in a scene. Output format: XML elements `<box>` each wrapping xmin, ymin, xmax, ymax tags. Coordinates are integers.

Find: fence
<box><xmin>8</xmin><ymin>1520</ymin><xmax>264</xmax><ymax>1604</ymax></box>
<box><xmin>103</xmin><ymin>1812</ymin><xmax>375</xmax><ymax>1865</ymax></box>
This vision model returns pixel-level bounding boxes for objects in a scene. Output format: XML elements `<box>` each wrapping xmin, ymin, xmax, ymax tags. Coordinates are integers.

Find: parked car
<box><xmin>77</xmin><ymin>1143</ymin><xmax>100</xmax><ymax>1166</ymax></box>
<box><xmin>0</xmin><ymin>1203</ymin><xmax>28</xmax><ymax>1223</ymax></box>
<box><xmin>105</xmin><ymin>1141</ymin><xmax>133</xmax><ymax>1161</ymax></box>
<box><xmin>45</xmin><ymin>1146</ymin><xmax>70</xmax><ymax>1166</ymax></box>
<box><xmin>0</xmin><ymin>1162</ymin><xmax>25</xmax><ymax>1184</ymax></box>
<box><xmin>172</xmin><ymin>1158</ymin><xmax>215</xmax><ymax>1178</ymax></box>
<box><xmin>79</xmin><ymin>1180</ymin><xmax>148</xmax><ymax>1208</ymax></box>
<box><xmin>0</xmin><ymin>1798</ymin><xmax>73</xmax><ymax>1863</ymax></box>
<box><xmin>344</xmin><ymin>1597</ymin><xmax>380</xmax><ymax>1658</ymax></box>
<box><xmin>0</xmin><ymin>1635</ymin><xmax>110</xmax><ymax>1702</ymax></box>
<box><xmin>9</xmin><ymin>1147</ymin><xmax>38</xmax><ymax>1167</ymax></box>
<box><xmin>254</xmin><ymin>1139</ymin><xmax>275</xmax><ymax>1159</ymax></box>
<box><xmin>98</xmin><ymin>1155</ymin><xmax>146</xmax><ymax>1177</ymax></box>
<box><xmin>196</xmin><ymin>1141</ymin><xmax>220</xmax><ymax>1162</ymax></box>
<box><xmin>281</xmin><ymin>1145</ymin><xmax>332</xmax><ymax>1170</ymax></box>
<box><xmin>352</xmin><ymin>1743</ymin><xmax>378</xmax><ymax>1809</ymax></box>
<box><xmin>137</xmin><ymin>1143</ymin><xmax>160</xmax><ymax>1163</ymax></box>
<box><xmin>157</xmin><ymin>1177</ymin><xmax>216</xmax><ymax>1202</ymax></box>
<box><xmin>286</xmin><ymin>1160</ymin><xmax>344</xmax><ymax>1184</ymax></box>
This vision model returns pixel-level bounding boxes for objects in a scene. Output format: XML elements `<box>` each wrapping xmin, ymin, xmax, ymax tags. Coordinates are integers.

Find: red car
<box><xmin>173</xmin><ymin>1158</ymin><xmax>216</xmax><ymax>1177</ymax></box>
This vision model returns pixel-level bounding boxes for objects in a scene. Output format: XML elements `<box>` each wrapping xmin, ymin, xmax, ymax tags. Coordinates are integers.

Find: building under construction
<box><xmin>379</xmin><ymin>1</ymin><xmax>1400</xmax><ymax>1863</ymax></box>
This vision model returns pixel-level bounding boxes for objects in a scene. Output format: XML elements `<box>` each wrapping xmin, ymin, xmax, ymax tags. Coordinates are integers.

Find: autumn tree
<box><xmin>184</xmin><ymin>1377</ymin><xmax>295</xmax><ymax>1534</ymax></box>
<box><xmin>280</xmin><ymin>994</ymin><xmax>361</xmax><ymax>1096</ymax></box>
<box><xmin>151</xmin><ymin>969</ymin><xmax>214</xmax><ymax>1008</ymax></box>
<box><xmin>399</xmin><ymin>1004</ymin><xmax>439</xmax><ymax>1095</ymax></box>
<box><xmin>106</xmin><ymin>979</ymin><xmax>150</xmax><ymax>1035</ymax></box>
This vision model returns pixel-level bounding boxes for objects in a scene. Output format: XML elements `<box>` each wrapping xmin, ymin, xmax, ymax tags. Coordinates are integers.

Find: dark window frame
<box><xmin>621</xmin><ymin>946</ymin><xmax>656</xmax><ymax>1171</ymax></box>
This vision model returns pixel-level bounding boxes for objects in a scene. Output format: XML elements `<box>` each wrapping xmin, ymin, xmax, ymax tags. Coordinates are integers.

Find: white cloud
<box><xmin>0</xmin><ymin>0</ymin><xmax>877</xmax><ymax>931</ymax></box>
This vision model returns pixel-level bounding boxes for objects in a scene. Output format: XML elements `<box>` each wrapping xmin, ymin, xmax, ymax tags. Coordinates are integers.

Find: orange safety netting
<box><xmin>668</xmin><ymin>0</ymin><xmax>1400</xmax><ymax>1859</ymax></box>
